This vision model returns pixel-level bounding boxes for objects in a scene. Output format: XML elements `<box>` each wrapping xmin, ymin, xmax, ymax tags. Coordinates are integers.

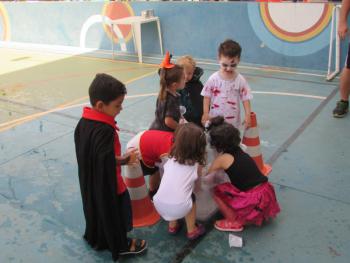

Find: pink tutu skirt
<box><xmin>214</xmin><ymin>182</ymin><xmax>280</xmax><ymax>226</ymax></box>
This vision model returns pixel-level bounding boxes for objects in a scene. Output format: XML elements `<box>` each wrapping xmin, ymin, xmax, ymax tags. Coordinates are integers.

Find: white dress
<box><xmin>201</xmin><ymin>72</ymin><xmax>253</xmax><ymax>128</ymax></box>
<box><xmin>153</xmin><ymin>158</ymin><xmax>198</xmax><ymax>221</ymax></box>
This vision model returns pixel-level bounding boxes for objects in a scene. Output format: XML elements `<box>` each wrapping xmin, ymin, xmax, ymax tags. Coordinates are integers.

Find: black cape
<box><xmin>179</xmin><ymin>67</ymin><xmax>204</xmax><ymax>127</ymax></box>
<box><xmin>74</xmin><ymin>118</ymin><xmax>127</xmax><ymax>261</ymax></box>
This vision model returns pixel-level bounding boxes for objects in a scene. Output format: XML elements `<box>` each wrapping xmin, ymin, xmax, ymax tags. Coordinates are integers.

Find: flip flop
<box><xmin>168</xmin><ymin>221</ymin><xmax>182</xmax><ymax>235</ymax></box>
<box><xmin>214</xmin><ymin>219</ymin><xmax>243</xmax><ymax>232</ymax></box>
<box><xmin>187</xmin><ymin>223</ymin><xmax>206</xmax><ymax>240</ymax></box>
<box><xmin>119</xmin><ymin>238</ymin><xmax>147</xmax><ymax>256</ymax></box>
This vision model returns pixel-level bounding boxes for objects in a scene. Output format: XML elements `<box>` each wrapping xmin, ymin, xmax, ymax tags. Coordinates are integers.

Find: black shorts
<box><xmin>140</xmin><ymin>159</ymin><xmax>159</xmax><ymax>176</ymax></box>
<box><xmin>346</xmin><ymin>44</ymin><xmax>350</xmax><ymax>69</ymax></box>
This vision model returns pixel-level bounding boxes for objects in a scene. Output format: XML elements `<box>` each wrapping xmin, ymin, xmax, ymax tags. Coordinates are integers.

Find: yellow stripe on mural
<box><xmin>102</xmin><ymin>1</ymin><xmax>134</xmax><ymax>44</ymax></box>
<box><xmin>260</xmin><ymin>3</ymin><xmax>333</xmax><ymax>43</ymax></box>
<box><xmin>0</xmin><ymin>2</ymin><xmax>11</xmax><ymax>41</ymax></box>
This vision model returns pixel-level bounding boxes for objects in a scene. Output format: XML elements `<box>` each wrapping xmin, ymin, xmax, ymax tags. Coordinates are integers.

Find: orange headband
<box><xmin>160</xmin><ymin>51</ymin><xmax>175</xmax><ymax>69</ymax></box>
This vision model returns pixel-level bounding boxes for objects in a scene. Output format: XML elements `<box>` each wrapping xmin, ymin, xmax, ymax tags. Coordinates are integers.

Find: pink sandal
<box><xmin>187</xmin><ymin>223</ymin><xmax>206</xmax><ymax>240</ymax></box>
<box><xmin>168</xmin><ymin>221</ymin><xmax>182</xmax><ymax>235</ymax></box>
<box><xmin>214</xmin><ymin>219</ymin><xmax>243</xmax><ymax>232</ymax></box>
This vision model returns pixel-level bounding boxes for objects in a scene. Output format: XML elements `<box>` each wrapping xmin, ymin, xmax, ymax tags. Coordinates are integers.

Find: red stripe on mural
<box><xmin>263</xmin><ymin>3</ymin><xmax>329</xmax><ymax>37</ymax></box>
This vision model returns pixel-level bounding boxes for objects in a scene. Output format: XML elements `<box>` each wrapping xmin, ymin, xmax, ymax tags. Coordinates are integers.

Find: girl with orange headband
<box><xmin>149</xmin><ymin>52</ymin><xmax>186</xmax><ymax>132</ymax></box>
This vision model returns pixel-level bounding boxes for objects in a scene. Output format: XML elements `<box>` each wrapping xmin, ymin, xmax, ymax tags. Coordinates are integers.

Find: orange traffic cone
<box><xmin>242</xmin><ymin>112</ymin><xmax>272</xmax><ymax>176</ymax></box>
<box><xmin>123</xmin><ymin>163</ymin><xmax>160</xmax><ymax>227</ymax></box>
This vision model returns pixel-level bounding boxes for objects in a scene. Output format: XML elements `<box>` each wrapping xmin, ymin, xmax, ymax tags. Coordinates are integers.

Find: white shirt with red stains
<box><xmin>201</xmin><ymin>71</ymin><xmax>253</xmax><ymax>128</ymax></box>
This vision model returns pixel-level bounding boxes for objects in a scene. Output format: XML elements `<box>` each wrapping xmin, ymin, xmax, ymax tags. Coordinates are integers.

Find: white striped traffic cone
<box><xmin>124</xmin><ymin>163</ymin><xmax>160</xmax><ymax>227</ymax></box>
<box><xmin>242</xmin><ymin>112</ymin><xmax>272</xmax><ymax>176</ymax></box>
<box><xmin>124</xmin><ymin>131</ymin><xmax>160</xmax><ymax>227</ymax></box>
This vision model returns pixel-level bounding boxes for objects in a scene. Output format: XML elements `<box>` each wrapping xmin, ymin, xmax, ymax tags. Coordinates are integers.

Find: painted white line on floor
<box><xmin>122</xmin><ymin>54</ymin><xmax>329</xmax><ymax>78</ymax></box>
<box><xmin>0</xmin><ymin>90</ymin><xmax>326</xmax><ymax>131</ymax></box>
<box><xmin>253</xmin><ymin>91</ymin><xmax>326</xmax><ymax>100</ymax></box>
<box><xmin>0</xmin><ymin>43</ymin><xmax>331</xmax><ymax>78</ymax></box>
<box><xmin>51</xmin><ymin>91</ymin><xmax>326</xmax><ymax>114</ymax></box>
<box><xmin>0</xmin><ymin>73</ymin><xmax>158</xmax><ymax>131</ymax></box>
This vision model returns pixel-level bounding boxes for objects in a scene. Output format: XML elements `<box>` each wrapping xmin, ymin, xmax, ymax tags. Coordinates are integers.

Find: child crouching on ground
<box><xmin>153</xmin><ymin>123</ymin><xmax>207</xmax><ymax>240</ymax></box>
<box><xmin>207</xmin><ymin>116</ymin><xmax>280</xmax><ymax>232</ymax></box>
<box><xmin>126</xmin><ymin>129</ymin><xmax>174</xmax><ymax>199</ymax></box>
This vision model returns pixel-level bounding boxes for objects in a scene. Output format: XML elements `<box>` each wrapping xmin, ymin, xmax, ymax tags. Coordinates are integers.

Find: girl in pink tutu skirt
<box><xmin>207</xmin><ymin>116</ymin><xmax>280</xmax><ymax>232</ymax></box>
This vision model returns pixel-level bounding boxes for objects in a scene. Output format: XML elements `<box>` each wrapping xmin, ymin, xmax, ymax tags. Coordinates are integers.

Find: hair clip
<box><xmin>160</xmin><ymin>51</ymin><xmax>175</xmax><ymax>69</ymax></box>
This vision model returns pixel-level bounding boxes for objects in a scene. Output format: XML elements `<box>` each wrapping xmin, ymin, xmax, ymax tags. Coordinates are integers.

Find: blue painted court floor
<box><xmin>0</xmin><ymin>50</ymin><xmax>349</xmax><ymax>263</ymax></box>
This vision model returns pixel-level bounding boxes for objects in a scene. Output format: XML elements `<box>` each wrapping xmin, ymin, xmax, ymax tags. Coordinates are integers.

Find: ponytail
<box><xmin>158</xmin><ymin>65</ymin><xmax>184</xmax><ymax>102</ymax></box>
<box><xmin>159</xmin><ymin>68</ymin><xmax>168</xmax><ymax>101</ymax></box>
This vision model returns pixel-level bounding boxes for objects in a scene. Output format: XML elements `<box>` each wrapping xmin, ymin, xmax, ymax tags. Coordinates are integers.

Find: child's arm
<box><xmin>242</xmin><ymin>100</ymin><xmax>252</xmax><ymax>128</ymax></box>
<box><xmin>239</xmin><ymin>76</ymin><xmax>253</xmax><ymax>129</ymax></box>
<box><xmin>197</xmin><ymin>164</ymin><xmax>203</xmax><ymax>177</ymax></box>
<box><xmin>207</xmin><ymin>153</ymin><xmax>234</xmax><ymax>174</ymax></box>
<box><xmin>201</xmin><ymin>96</ymin><xmax>210</xmax><ymax>126</ymax></box>
<box><xmin>164</xmin><ymin>116</ymin><xmax>178</xmax><ymax>130</ymax></box>
<box><xmin>116</xmin><ymin>148</ymin><xmax>139</xmax><ymax>165</ymax></box>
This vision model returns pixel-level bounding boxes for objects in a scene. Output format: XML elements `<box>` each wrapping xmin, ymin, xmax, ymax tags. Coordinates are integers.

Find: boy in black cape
<box><xmin>177</xmin><ymin>55</ymin><xmax>204</xmax><ymax>127</ymax></box>
<box><xmin>74</xmin><ymin>73</ymin><xmax>147</xmax><ymax>261</ymax></box>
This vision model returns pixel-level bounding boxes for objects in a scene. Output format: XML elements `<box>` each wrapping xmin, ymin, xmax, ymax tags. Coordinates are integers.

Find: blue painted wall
<box><xmin>0</xmin><ymin>1</ymin><xmax>344</xmax><ymax>72</ymax></box>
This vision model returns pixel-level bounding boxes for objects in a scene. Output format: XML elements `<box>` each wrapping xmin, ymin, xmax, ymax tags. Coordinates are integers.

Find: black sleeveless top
<box><xmin>224</xmin><ymin>148</ymin><xmax>268</xmax><ymax>191</ymax></box>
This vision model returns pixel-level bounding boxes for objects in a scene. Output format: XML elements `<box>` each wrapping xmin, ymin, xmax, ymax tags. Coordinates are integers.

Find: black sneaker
<box><xmin>333</xmin><ymin>100</ymin><xmax>349</xmax><ymax>118</ymax></box>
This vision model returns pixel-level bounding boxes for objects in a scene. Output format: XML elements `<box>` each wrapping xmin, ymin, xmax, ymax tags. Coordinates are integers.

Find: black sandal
<box><xmin>119</xmin><ymin>238</ymin><xmax>147</xmax><ymax>256</ymax></box>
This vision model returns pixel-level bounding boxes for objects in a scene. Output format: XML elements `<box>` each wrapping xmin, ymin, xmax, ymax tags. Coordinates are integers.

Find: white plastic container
<box><xmin>141</xmin><ymin>9</ymin><xmax>154</xmax><ymax>18</ymax></box>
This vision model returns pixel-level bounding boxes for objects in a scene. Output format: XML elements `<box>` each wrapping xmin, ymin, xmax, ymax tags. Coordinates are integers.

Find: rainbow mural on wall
<box><xmin>79</xmin><ymin>2</ymin><xmax>134</xmax><ymax>50</ymax></box>
<box><xmin>0</xmin><ymin>3</ymin><xmax>10</xmax><ymax>41</ymax></box>
<box><xmin>102</xmin><ymin>2</ymin><xmax>134</xmax><ymax>44</ymax></box>
<box><xmin>260</xmin><ymin>3</ymin><xmax>332</xmax><ymax>42</ymax></box>
<box><xmin>248</xmin><ymin>3</ymin><xmax>333</xmax><ymax>56</ymax></box>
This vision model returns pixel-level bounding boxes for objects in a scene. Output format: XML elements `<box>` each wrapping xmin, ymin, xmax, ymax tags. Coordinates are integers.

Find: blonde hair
<box><xmin>177</xmin><ymin>55</ymin><xmax>196</xmax><ymax>71</ymax></box>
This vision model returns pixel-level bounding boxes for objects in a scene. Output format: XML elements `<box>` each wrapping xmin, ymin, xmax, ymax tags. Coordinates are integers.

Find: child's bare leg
<box><xmin>149</xmin><ymin>171</ymin><xmax>160</xmax><ymax>192</ymax></box>
<box><xmin>169</xmin><ymin>220</ymin><xmax>178</xmax><ymax>228</ymax></box>
<box><xmin>168</xmin><ymin>219</ymin><xmax>182</xmax><ymax>235</ymax></box>
<box><xmin>185</xmin><ymin>202</ymin><xmax>197</xmax><ymax>233</ymax></box>
<box><xmin>213</xmin><ymin>194</ymin><xmax>237</xmax><ymax>220</ymax></box>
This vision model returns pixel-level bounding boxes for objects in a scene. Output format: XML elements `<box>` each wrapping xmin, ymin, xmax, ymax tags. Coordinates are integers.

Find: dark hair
<box><xmin>208</xmin><ymin>116</ymin><xmax>241</xmax><ymax>154</ymax></box>
<box><xmin>218</xmin><ymin>39</ymin><xmax>242</xmax><ymax>59</ymax></box>
<box><xmin>89</xmin><ymin>73</ymin><xmax>127</xmax><ymax>106</ymax></box>
<box><xmin>158</xmin><ymin>65</ymin><xmax>184</xmax><ymax>101</ymax></box>
<box><xmin>169</xmin><ymin>123</ymin><xmax>206</xmax><ymax>165</ymax></box>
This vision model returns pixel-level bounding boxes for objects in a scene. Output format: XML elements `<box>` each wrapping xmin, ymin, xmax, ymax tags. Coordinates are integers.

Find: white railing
<box><xmin>327</xmin><ymin>4</ymin><xmax>341</xmax><ymax>81</ymax></box>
